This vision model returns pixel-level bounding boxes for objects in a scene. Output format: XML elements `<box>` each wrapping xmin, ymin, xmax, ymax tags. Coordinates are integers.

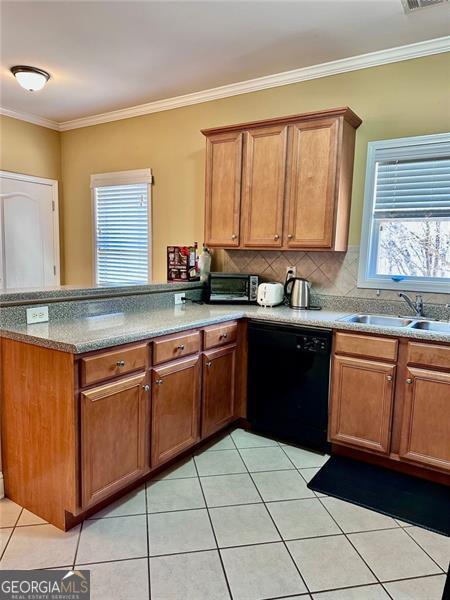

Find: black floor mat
<box><xmin>308</xmin><ymin>455</ymin><xmax>450</xmax><ymax>537</ymax></box>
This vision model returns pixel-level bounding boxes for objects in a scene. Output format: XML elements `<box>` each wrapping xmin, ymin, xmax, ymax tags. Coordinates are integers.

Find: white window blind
<box><xmin>91</xmin><ymin>170</ymin><xmax>152</xmax><ymax>285</ymax></box>
<box><xmin>374</xmin><ymin>157</ymin><xmax>450</xmax><ymax>219</ymax></box>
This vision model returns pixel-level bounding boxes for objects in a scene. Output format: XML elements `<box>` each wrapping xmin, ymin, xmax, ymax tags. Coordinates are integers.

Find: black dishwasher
<box><xmin>247</xmin><ymin>321</ymin><xmax>332</xmax><ymax>452</ymax></box>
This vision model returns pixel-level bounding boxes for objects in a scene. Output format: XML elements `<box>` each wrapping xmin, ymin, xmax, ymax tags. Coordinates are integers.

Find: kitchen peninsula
<box><xmin>1</xmin><ymin>284</ymin><xmax>449</xmax><ymax>530</ymax></box>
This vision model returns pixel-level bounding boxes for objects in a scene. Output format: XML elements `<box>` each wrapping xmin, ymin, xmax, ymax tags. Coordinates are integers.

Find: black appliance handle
<box><xmin>284</xmin><ymin>277</ymin><xmax>294</xmax><ymax>300</ymax></box>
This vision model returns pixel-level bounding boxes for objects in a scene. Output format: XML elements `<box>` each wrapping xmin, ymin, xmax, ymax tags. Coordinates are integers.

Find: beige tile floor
<box><xmin>0</xmin><ymin>428</ymin><xmax>448</xmax><ymax>600</ymax></box>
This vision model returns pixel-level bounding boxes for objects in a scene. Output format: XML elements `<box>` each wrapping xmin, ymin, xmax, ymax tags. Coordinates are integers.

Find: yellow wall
<box><xmin>0</xmin><ymin>115</ymin><xmax>60</xmax><ymax>180</ymax></box>
<box><xmin>4</xmin><ymin>54</ymin><xmax>449</xmax><ymax>285</ymax></box>
<box><xmin>60</xmin><ymin>53</ymin><xmax>449</xmax><ymax>284</ymax></box>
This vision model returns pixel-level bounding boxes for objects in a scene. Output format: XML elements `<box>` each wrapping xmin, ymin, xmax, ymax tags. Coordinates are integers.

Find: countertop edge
<box><xmin>1</xmin><ymin>307</ymin><xmax>449</xmax><ymax>353</ymax></box>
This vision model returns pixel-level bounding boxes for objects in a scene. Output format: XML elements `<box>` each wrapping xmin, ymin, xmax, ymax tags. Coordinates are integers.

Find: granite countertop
<box><xmin>1</xmin><ymin>304</ymin><xmax>449</xmax><ymax>354</ymax></box>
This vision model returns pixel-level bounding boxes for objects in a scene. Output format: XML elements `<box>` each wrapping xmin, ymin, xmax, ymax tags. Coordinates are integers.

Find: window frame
<box><xmin>90</xmin><ymin>168</ymin><xmax>153</xmax><ymax>286</ymax></box>
<box><xmin>358</xmin><ymin>133</ymin><xmax>450</xmax><ymax>294</ymax></box>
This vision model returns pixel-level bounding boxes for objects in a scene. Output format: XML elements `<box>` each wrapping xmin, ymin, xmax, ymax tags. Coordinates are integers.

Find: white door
<box><xmin>0</xmin><ymin>172</ymin><xmax>60</xmax><ymax>290</ymax></box>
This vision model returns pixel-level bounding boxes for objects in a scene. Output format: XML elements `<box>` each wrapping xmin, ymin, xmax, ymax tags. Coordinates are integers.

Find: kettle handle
<box><xmin>284</xmin><ymin>277</ymin><xmax>294</xmax><ymax>299</ymax></box>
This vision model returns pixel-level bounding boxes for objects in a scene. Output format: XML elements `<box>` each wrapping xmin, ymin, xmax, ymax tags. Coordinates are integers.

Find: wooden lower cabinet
<box><xmin>399</xmin><ymin>367</ymin><xmax>450</xmax><ymax>472</ymax></box>
<box><xmin>202</xmin><ymin>345</ymin><xmax>237</xmax><ymax>437</ymax></box>
<box><xmin>80</xmin><ymin>372</ymin><xmax>150</xmax><ymax>509</ymax></box>
<box><xmin>329</xmin><ymin>355</ymin><xmax>395</xmax><ymax>454</ymax></box>
<box><xmin>151</xmin><ymin>355</ymin><xmax>201</xmax><ymax>467</ymax></box>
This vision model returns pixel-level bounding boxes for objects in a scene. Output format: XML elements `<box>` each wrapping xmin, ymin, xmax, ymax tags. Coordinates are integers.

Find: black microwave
<box><xmin>206</xmin><ymin>273</ymin><xmax>259</xmax><ymax>304</ymax></box>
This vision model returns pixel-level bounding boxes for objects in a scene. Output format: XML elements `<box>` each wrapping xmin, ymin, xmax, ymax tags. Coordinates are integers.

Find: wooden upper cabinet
<box><xmin>202</xmin><ymin>107</ymin><xmax>361</xmax><ymax>251</ymax></box>
<box><xmin>285</xmin><ymin>118</ymin><xmax>338</xmax><ymax>248</ymax></box>
<box><xmin>329</xmin><ymin>355</ymin><xmax>395</xmax><ymax>455</ymax></box>
<box><xmin>204</xmin><ymin>131</ymin><xmax>243</xmax><ymax>247</ymax></box>
<box><xmin>241</xmin><ymin>125</ymin><xmax>287</xmax><ymax>247</ymax></box>
<box><xmin>399</xmin><ymin>367</ymin><xmax>450</xmax><ymax>472</ymax></box>
<box><xmin>151</xmin><ymin>355</ymin><xmax>201</xmax><ymax>467</ymax></box>
<box><xmin>80</xmin><ymin>372</ymin><xmax>150</xmax><ymax>509</ymax></box>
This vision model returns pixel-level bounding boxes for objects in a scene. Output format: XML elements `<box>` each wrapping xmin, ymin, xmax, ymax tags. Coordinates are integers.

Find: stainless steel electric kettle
<box><xmin>284</xmin><ymin>277</ymin><xmax>311</xmax><ymax>309</ymax></box>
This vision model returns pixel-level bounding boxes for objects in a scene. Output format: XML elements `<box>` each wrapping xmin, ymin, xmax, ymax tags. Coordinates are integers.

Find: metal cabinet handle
<box><xmin>287</xmin><ymin>234</ymin><xmax>293</xmax><ymax>240</ymax></box>
<box><xmin>386</xmin><ymin>375</ymin><xmax>393</xmax><ymax>382</ymax></box>
<box><xmin>116</xmin><ymin>360</ymin><xmax>125</xmax><ymax>367</ymax></box>
<box><xmin>231</xmin><ymin>233</ymin><xmax>237</xmax><ymax>240</ymax></box>
<box><xmin>155</xmin><ymin>378</ymin><xmax>164</xmax><ymax>385</ymax></box>
<box><xmin>406</xmin><ymin>378</ymin><xmax>413</xmax><ymax>384</ymax></box>
<box><xmin>177</xmin><ymin>344</ymin><xmax>185</xmax><ymax>351</ymax></box>
<box><xmin>206</xmin><ymin>361</ymin><xmax>212</xmax><ymax>367</ymax></box>
<box><xmin>143</xmin><ymin>384</ymin><xmax>150</xmax><ymax>392</ymax></box>
<box><xmin>219</xmin><ymin>332</ymin><xmax>228</xmax><ymax>340</ymax></box>
<box><xmin>274</xmin><ymin>234</ymin><xmax>280</xmax><ymax>240</ymax></box>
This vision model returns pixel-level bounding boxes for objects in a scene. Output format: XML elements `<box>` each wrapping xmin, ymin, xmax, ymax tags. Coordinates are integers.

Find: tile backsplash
<box><xmin>221</xmin><ymin>246</ymin><xmax>450</xmax><ymax>306</ymax></box>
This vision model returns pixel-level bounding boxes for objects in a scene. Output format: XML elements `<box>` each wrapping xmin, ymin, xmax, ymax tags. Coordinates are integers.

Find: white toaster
<box><xmin>257</xmin><ymin>282</ymin><xmax>284</xmax><ymax>307</ymax></box>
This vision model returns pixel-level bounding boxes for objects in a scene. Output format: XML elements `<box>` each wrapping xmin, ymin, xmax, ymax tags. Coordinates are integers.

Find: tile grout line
<box><xmin>277</xmin><ymin>444</ymin><xmax>445</xmax><ymax>595</ymax></box>
<box><xmin>58</xmin><ymin>552</ymin><xmax>450</xmax><ymax>587</ymax></box>
<box><xmin>277</xmin><ymin>443</ymin><xmax>395</xmax><ymax>597</ymax></box>
<box><xmin>401</xmin><ymin>524</ymin><xmax>446</xmax><ymax>574</ymax></box>
<box><xmin>0</xmin><ymin>506</ymin><xmax>23</xmax><ymax>563</ymax></box>
<box><xmin>305</xmin><ymin>464</ymin><xmax>445</xmax><ymax>584</ymax></box>
<box><xmin>72</xmin><ymin>519</ymin><xmax>84</xmax><ymax>570</ymax></box>
<box><xmin>1</xmin><ymin>432</ymin><xmax>446</xmax><ymax>595</ymax></box>
<box><xmin>314</xmin><ymin>494</ymin><xmax>389</xmax><ymax>594</ymax></box>
<box><xmin>192</xmin><ymin>456</ymin><xmax>234</xmax><ymax>600</ymax></box>
<box><xmin>144</xmin><ymin>480</ymin><xmax>152</xmax><ymax>600</ymax></box>
<box><xmin>229</xmin><ymin>433</ymin><xmax>312</xmax><ymax>598</ymax></box>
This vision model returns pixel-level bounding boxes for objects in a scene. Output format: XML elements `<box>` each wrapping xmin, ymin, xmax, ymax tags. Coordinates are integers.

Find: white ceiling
<box><xmin>1</xmin><ymin>0</ymin><xmax>449</xmax><ymax>123</ymax></box>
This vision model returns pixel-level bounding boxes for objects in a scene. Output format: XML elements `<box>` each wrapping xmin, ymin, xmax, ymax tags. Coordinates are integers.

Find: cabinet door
<box><xmin>202</xmin><ymin>345</ymin><xmax>237</xmax><ymax>438</ymax></box>
<box><xmin>81</xmin><ymin>372</ymin><xmax>149</xmax><ymax>508</ymax></box>
<box><xmin>399</xmin><ymin>367</ymin><xmax>450</xmax><ymax>472</ymax></box>
<box><xmin>241</xmin><ymin>125</ymin><xmax>287</xmax><ymax>247</ymax></box>
<box><xmin>205</xmin><ymin>131</ymin><xmax>243</xmax><ymax>247</ymax></box>
<box><xmin>285</xmin><ymin>118</ymin><xmax>338</xmax><ymax>248</ymax></box>
<box><xmin>151</xmin><ymin>355</ymin><xmax>201</xmax><ymax>467</ymax></box>
<box><xmin>329</xmin><ymin>355</ymin><xmax>395</xmax><ymax>454</ymax></box>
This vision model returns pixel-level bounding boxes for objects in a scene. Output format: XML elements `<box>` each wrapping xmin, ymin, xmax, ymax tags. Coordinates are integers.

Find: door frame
<box><xmin>0</xmin><ymin>170</ymin><xmax>60</xmax><ymax>286</ymax></box>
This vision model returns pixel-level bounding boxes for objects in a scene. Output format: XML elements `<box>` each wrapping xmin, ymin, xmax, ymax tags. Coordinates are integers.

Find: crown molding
<box><xmin>2</xmin><ymin>36</ymin><xmax>449</xmax><ymax>132</ymax></box>
<box><xmin>0</xmin><ymin>106</ymin><xmax>59</xmax><ymax>130</ymax></box>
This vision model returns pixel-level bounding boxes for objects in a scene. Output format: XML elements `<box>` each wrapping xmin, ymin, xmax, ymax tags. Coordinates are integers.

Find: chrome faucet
<box><xmin>399</xmin><ymin>293</ymin><xmax>424</xmax><ymax>318</ymax></box>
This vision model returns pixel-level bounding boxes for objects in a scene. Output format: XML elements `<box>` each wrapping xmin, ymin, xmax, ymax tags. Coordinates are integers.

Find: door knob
<box><xmin>274</xmin><ymin>234</ymin><xmax>280</xmax><ymax>240</ymax></box>
<box><xmin>231</xmin><ymin>233</ymin><xmax>237</xmax><ymax>240</ymax></box>
<box><xmin>206</xmin><ymin>361</ymin><xmax>212</xmax><ymax>367</ymax></box>
<box><xmin>177</xmin><ymin>344</ymin><xmax>185</xmax><ymax>351</ymax></box>
<box><xmin>155</xmin><ymin>378</ymin><xmax>164</xmax><ymax>385</ymax></box>
<box><xmin>219</xmin><ymin>332</ymin><xmax>228</xmax><ymax>340</ymax></box>
<box><xmin>386</xmin><ymin>375</ymin><xmax>393</xmax><ymax>382</ymax></box>
<box><xmin>143</xmin><ymin>384</ymin><xmax>150</xmax><ymax>392</ymax></box>
<box><xmin>406</xmin><ymin>378</ymin><xmax>413</xmax><ymax>384</ymax></box>
<box><xmin>116</xmin><ymin>360</ymin><xmax>125</xmax><ymax>367</ymax></box>
<box><xmin>287</xmin><ymin>234</ymin><xmax>293</xmax><ymax>240</ymax></box>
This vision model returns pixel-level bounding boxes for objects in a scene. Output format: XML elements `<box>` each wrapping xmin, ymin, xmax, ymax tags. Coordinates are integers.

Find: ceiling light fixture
<box><xmin>10</xmin><ymin>65</ymin><xmax>50</xmax><ymax>91</ymax></box>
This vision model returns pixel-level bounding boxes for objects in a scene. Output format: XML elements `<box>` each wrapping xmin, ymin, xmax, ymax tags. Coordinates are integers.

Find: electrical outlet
<box><xmin>174</xmin><ymin>292</ymin><xmax>186</xmax><ymax>305</ymax></box>
<box><xmin>26</xmin><ymin>306</ymin><xmax>49</xmax><ymax>324</ymax></box>
<box><xmin>285</xmin><ymin>265</ymin><xmax>296</xmax><ymax>281</ymax></box>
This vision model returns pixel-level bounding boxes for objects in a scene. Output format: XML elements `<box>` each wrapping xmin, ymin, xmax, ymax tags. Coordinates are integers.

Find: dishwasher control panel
<box><xmin>296</xmin><ymin>334</ymin><xmax>330</xmax><ymax>354</ymax></box>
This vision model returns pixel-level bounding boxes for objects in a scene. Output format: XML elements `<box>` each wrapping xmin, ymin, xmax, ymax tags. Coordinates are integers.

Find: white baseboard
<box><xmin>0</xmin><ymin>472</ymin><xmax>4</xmax><ymax>499</ymax></box>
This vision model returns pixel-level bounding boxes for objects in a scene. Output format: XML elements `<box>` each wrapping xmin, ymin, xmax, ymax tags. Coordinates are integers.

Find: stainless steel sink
<box><xmin>410</xmin><ymin>321</ymin><xmax>450</xmax><ymax>333</ymax></box>
<box><xmin>340</xmin><ymin>314</ymin><xmax>414</xmax><ymax>327</ymax></box>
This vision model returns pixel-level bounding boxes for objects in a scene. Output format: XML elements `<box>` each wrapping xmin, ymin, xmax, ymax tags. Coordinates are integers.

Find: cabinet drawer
<box><xmin>81</xmin><ymin>344</ymin><xmax>148</xmax><ymax>387</ymax></box>
<box><xmin>335</xmin><ymin>332</ymin><xmax>398</xmax><ymax>362</ymax></box>
<box><xmin>203</xmin><ymin>321</ymin><xmax>238</xmax><ymax>350</ymax></box>
<box><xmin>407</xmin><ymin>342</ymin><xmax>450</xmax><ymax>371</ymax></box>
<box><xmin>153</xmin><ymin>331</ymin><xmax>201</xmax><ymax>365</ymax></box>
